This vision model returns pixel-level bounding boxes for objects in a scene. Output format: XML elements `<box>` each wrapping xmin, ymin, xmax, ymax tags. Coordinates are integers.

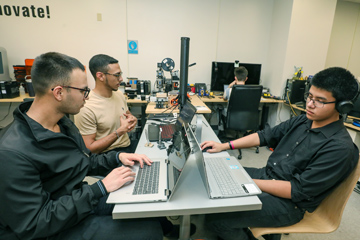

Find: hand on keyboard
<box><xmin>102</xmin><ymin>166</ymin><xmax>136</xmax><ymax>192</ymax></box>
<box><xmin>118</xmin><ymin>153</ymin><xmax>153</xmax><ymax>168</ymax></box>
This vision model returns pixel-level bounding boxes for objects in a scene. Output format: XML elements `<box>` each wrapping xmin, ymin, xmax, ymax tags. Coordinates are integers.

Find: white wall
<box><xmin>1</xmin><ymin>0</ymin><xmax>352</xmax><ymax>128</ymax></box>
<box><xmin>326</xmin><ymin>0</ymin><xmax>360</xmax><ymax>78</ymax></box>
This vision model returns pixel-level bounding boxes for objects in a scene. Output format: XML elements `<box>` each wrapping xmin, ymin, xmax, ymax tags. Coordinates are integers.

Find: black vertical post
<box><xmin>179</xmin><ymin>37</ymin><xmax>190</xmax><ymax>109</ymax></box>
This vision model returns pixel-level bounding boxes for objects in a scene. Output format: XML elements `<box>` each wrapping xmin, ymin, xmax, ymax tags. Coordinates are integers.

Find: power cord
<box><xmin>0</xmin><ymin>102</ymin><xmax>12</xmax><ymax>128</ymax></box>
<box><xmin>286</xmin><ymin>90</ymin><xmax>298</xmax><ymax>117</ymax></box>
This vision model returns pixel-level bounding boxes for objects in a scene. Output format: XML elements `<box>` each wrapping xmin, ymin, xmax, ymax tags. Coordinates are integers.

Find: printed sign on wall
<box><xmin>128</xmin><ymin>40</ymin><xmax>138</xmax><ymax>54</ymax></box>
<box><xmin>0</xmin><ymin>4</ymin><xmax>51</xmax><ymax>18</ymax></box>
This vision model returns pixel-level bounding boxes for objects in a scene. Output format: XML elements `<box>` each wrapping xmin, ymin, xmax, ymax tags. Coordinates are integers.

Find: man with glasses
<box><xmin>201</xmin><ymin>67</ymin><xmax>359</xmax><ymax>240</ymax></box>
<box><xmin>0</xmin><ymin>52</ymin><xmax>165</xmax><ymax>239</ymax></box>
<box><xmin>75</xmin><ymin>54</ymin><xmax>138</xmax><ymax>154</ymax></box>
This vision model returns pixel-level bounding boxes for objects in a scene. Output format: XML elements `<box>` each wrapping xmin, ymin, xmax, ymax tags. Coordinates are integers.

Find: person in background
<box><xmin>219</xmin><ymin>66</ymin><xmax>249</xmax><ymax>134</ymax></box>
<box><xmin>223</xmin><ymin>66</ymin><xmax>248</xmax><ymax>100</ymax></box>
<box><xmin>201</xmin><ymin>67</ymin><xmax>359</xmax><ymax>240</ymax></box>
<box><xmin>0</xmin><ymin>52</ymin><xmax>166</xmax><ymax>240</ymax></box>
<box><xmin>75</xmin><ymin>54</ymin><xmax>138</xmax><ymax>154</ymax></box>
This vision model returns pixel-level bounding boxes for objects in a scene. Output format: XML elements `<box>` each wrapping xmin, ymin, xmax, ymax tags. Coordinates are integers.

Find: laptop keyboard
<box><xmin>160</xmin><ymin>125</ymin><xmax>175</xmax><ymax>140</ymax></box>
<box><xmin>205</xmin><ymin>157</ymin><xmax>245</xmax><ymax>195</ymax></box>
<box><xmin>132</xmin><ymin>162</ymin><xmax>160</xmax><ymax>195</ymax></box>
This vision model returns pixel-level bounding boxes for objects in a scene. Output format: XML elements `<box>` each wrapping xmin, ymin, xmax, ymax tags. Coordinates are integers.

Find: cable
<box><xmin>286</xmin><ymin>90</ymin><xmax>298</xmax><ymax>117</ymax></box>
<box><xmin>0</xmin><ymin>102</ymin><xmax>12</xmax><ymax>128</ymax></box>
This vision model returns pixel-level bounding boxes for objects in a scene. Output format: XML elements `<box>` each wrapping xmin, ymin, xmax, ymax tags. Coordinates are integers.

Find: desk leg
<box><xmin>141</xmin><ymin>103</ymin><xmax>146</xmax><ymax>131</ymax></box>
<box><xmin>261</xmin><ymin>104</ymin><xmax>269</xmax><ymax>130</ymax></box>
<box><xmin>179</xmin><ymin>215</ymin><xmax>191</xmax><ymax>240</ymax></box>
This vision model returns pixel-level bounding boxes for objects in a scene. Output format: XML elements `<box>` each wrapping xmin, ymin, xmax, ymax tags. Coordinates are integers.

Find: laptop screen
<box><xmin>167</xmin><ymin>124</ymin><xmax>192</xmax><ymax>195</ymax></box>
<box><xmin>176</xmin><ymin>100</ymin><xmax>197</xmax><ymax>129</ymax></box>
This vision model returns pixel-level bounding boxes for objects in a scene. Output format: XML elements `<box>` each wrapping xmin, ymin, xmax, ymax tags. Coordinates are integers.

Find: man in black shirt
<box><xmin>201</xmin><ymin>67</ymin><xmax>359</xmax><ymax>240</ymax></box>
<box><xmin>0</xmin><ymin>52</ymin><xmax>166</xmax><ymax>240</ymax></box>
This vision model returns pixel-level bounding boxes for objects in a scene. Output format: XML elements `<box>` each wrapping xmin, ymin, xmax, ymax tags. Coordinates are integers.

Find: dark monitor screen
<box><xmin>210</xmin><ymin>62</ymin><xmax>261</xmax><ymax>92</ymax></box>
<box><xmin>348</xmin><ymin>96</ymin><xmax>360</xmax><ymax>118</ymax></box>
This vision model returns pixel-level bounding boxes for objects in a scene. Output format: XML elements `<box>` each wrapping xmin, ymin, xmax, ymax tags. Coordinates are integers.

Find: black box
<box><xmin>0</xmin><ymin>81</ymin><xmax>20</xmax><ymax>98</ymax></box>
<box><xmin>285</xmin><ymin>79</ymin><xmax>306</xmax><ymax>105</ymax></box>
<box><xmin>137</xmin><ymin>80</ymin><xmax>151</xmax><ymax>95</ymax></box>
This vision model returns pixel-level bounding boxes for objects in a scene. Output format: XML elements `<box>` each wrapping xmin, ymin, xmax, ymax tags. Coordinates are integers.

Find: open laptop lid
<box><xmin>167</xmin><ymin>123</ymin><xmax>192</xmax><ymax>200</ymax></box>
<box><xmin>186</xmin><ymin>124</ymin><xmax>212</xmax><ymax>197</ymax></box>
<box><xmin>175</xmin><ymin>100</ymin><xmax>197</xmax><ymax>131</ymax></box>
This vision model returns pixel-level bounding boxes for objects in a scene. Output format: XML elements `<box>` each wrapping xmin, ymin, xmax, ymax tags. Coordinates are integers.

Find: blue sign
<box><xmin>128</xmin><ymin>40</ymin><xmax>138</xmax><ymax>54</ymax></box>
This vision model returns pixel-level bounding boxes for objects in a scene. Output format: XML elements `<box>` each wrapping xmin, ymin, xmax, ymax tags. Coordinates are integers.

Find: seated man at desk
<box><xmin>223</xmin><ymin>66</ymin><xmax>248</xmax><ymax>100</ymax></box>
<box><xmin>0</xmin><ymin>52</ymin><xmax>166</xmax><ymax>239</ymax></box>
<box><xmin>75</xmin><ymin>54</ymin><xmax>138</xmax><ymax>154</ymax></box>
<box><xmin>201</xmin><ymin>67</ymin><xmax>359</xmax><ymax>240</ymax></box>
<box><xmin>219</xmin><ymin>66</ymin><xmax>248</xmax><ymax>133</ymax></box>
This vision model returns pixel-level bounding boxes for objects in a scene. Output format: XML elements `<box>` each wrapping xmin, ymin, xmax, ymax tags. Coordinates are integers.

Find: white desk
<box><xmin>111</xmin><ymin>115</ymin><xmax>262</xmax><ymax>239</ymax></box>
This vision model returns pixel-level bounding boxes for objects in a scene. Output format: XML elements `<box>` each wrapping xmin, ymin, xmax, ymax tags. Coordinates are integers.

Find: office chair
<box><xmin>249</xmin><ymin>158</ymin><xmax>360</xmax><ymax>240</ymax></box>
<box><xmin>224</xmin><ymin>85</ymin><xmax>263</xmax><ymax>159</ymax></box>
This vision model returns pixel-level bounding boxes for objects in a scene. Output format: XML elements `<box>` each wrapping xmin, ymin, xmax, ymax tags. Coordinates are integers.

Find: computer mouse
<box><xmin>202</xmin><ymin>147</ymin><xmax>212</xmax><ymax>152</ymax></box>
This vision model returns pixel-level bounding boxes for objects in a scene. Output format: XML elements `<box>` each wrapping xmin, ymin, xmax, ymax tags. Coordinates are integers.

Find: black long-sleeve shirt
<box><xmin>0</xmin><ymin>101</ymin><xmax>121</xmax><ymax>239</ymax></box>
<box><xmin>258</xmin><ymin>114</ymin><xmax>358</xmax><ymax>212</ymax></box>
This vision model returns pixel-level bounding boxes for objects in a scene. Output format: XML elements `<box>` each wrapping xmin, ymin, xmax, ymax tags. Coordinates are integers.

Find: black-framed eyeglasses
<box><xmin>51</xmin><ymin>86</ymin><xmax>91</xmax><ymax>98</ymax></box>
<box><xmin>103</xmin><ymin>72</ymin><xmax>123</xmax><ymax>79</ymax></box>
<box><xmin>304</xmin><ymin>92</ymin><xmax>336</xmax><ymax>108</ymax></box>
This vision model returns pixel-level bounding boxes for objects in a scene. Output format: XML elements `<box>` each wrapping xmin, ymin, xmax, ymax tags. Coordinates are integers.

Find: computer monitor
<box><xmin>348</xmin><ymin>95</ymin><xmax>360</xmax><ymax>118</ymax></box>
<box><xmin>210</xmin><ymin>61</ymin><xmax>261</xmax><ymax>92</ymax></box>
<box><xmin>0</xmin><ymin>47</ymin><xmax>11</xmax><ymax>82</ymax></box>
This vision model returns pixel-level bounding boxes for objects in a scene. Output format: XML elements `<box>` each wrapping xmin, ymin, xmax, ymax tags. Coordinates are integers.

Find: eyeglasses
<box><xmin>103</xmin><ymin>72</ymin><xmax>123</xmax><ymax>79</ymax></box>
<box><xmin>304</xmin><ymin>92</ymin><xmax>336</xmax><ymax>108</ymax></box>
<box><xmin>52</xmin><ymin>86</ymin><xmax>91</xmax><ymax>98</ymax></box>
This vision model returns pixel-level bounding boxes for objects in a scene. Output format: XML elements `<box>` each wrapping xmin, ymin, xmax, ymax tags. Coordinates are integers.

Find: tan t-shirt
<box><xmin>75</xmin><ymin>90</ymin><xmax>131</xmax><ymax>152</ymax></box>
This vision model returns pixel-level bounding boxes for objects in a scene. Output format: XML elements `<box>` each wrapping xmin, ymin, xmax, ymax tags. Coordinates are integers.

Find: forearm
<box><xmin>86</xmin><ymin>129</ymin><xmax>126</xmax><ymax>153</ymax></box>
<box><xmin>254</xmin><ymin>179</ymin><xmax>292</xmax><ymax>199</ymax></box>
<box><xmin>226</xmin><ymin>133</ymin><xmax>260</xmax><ymax>150</ymax></box>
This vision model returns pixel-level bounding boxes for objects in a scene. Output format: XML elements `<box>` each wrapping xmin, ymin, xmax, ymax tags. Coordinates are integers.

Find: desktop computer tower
<box><xmin>285</xmin><ymin>79</ymin><xmax>306</xmax><ymax>105</ymax></box>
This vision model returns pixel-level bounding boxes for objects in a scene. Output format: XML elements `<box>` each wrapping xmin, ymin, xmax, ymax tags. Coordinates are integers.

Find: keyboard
<box><xmin>132</xmin><ymin>162</ymin><xmax>160</xmax><ymax>195</ymax></box>
<box><xmin>205</xmin><ymin>158</ymin><xmax>245</xmax><ymax>196</ymax></box>
<box><xmin>160</xmin><ymin>124</ymin><xmax>175</xmax><ymax>140</ymax></box>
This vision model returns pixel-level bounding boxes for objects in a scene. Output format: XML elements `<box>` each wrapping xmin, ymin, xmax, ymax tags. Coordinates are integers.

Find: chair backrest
<box><xmin>310</xmin><ymin>158</ymin><xmax>360</xmax><ymax>230</ymax></box>
<box><xmin>226</xmin><ymin>85</ymin><xmax>263</xmax><ymax>131</ymax></box>
<box><xmin>250</xmin><ymin>158</ymin><xmax>360</xmax><ymax>237</ymax></box>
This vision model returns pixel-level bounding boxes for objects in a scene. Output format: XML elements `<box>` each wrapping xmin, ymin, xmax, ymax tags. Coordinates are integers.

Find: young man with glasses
<box><xmin>201</xmin><ymin>67</ymin><xmax>359</xmax><ymax>240</ymax></box>
<box><xmin>75</xmin><ymin>54</ymin><xmax>138</xmax><ymax>154</ymax></box>
<box><xmin>0</xmin><ymin>52</ymin><xmax>167</xmax><ymax>239</ymax></box>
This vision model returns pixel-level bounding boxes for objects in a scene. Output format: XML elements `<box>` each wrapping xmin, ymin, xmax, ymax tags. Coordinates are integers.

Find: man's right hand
<box><xmin>118</xmin><ymin>116</ymin><xmax>132</xmax><ymax>134</ymax></box>
<box><xmin>101</xmin><ymin>166</ymin><xmax>136</xmax><ymax>192</ymax></box>
<box><xmin>200</xmin><ymin>141</ymin><xmax>227</xmax><ymax>153</ymax></box>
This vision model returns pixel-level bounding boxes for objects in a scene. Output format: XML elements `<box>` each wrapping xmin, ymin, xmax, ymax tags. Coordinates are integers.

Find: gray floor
<box><xmin>164</xmin><ymin>146</ymin><xmax>360</xmax><ymax>240</ymax></box>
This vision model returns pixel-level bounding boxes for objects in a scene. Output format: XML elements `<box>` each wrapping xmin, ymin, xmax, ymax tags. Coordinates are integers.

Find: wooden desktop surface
<box><xmin>145</xmin><ymin>95</ymin><xmax>211</xmax><ymax>114</ymax></box>
<box><xmin>199</xmin><ymin>95</ymin><xmax>284</xmax><ymax>104</ymax></box>
<box><xmin>0</xmin><ymin>93</ymin><xmax>147</xmax><ymax>104</ymax></box>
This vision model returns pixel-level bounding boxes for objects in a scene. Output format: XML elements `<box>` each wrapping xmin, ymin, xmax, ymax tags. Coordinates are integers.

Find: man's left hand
<box><xmin>118</xmin><ymin>152</ymin><xmax>152</xmax><ymax>168</ymax></box>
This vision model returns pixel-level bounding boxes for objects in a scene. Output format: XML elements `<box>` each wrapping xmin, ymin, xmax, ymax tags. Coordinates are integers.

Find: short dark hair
<box><xmin>31</xmin><ymin>52</ymin><xmax>85</xmax><ymax>97</ymax></box>
<box><xmin>89</xmin><ymin>54</ymin><xmax>119</xmax><ymax>80</ymax></box>
<box><xmin>310</xmin><ymin>67</ymin><xmax>358</xmax><ymax>103</ymax></box>
<box><xmin>234</xmin><ymin>66</ymin><xmax>248</xmax><ymax>81</ymax></box>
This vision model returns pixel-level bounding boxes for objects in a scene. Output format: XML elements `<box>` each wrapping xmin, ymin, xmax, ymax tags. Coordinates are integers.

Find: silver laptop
<box><xmin>187</xmin><ymin>127</ymin><xmax>261</xmax><ymax>199</ymax></box>
<box><xmin>107</xmin><ymin>124</ymin><xmax>192</xmax><ymax>204</ymax></box>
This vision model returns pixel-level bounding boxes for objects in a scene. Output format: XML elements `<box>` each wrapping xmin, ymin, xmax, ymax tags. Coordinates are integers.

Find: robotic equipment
<box><xmin>155</xmin><ymin>58</ymin><xmax>175</xmax><ymax>93</ymax></box>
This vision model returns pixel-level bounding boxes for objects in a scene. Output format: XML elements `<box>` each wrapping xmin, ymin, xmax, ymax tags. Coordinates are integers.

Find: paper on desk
<box><xmin>195</xmin><ymin>106</ymin><xmax>208</xmax><ymax>111</ymax></box>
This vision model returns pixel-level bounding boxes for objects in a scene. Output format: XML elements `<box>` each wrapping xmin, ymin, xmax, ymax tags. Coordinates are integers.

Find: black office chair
<box><xmin>223</xmin><ymin>85</ymin><xmax>263</xmax><ymax>159</ymax></box>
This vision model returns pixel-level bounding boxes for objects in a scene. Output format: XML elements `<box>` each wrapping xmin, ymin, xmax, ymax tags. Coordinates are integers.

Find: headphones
<box><xmin>336</xmin><ymin>79</ymin><xmax>360</xmax><ymax>114</ymax></box>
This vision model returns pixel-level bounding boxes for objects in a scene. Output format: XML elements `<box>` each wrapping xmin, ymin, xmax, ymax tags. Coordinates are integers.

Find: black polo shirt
<box><xmin>258</xmin><ymin>114</ymin><xmax>358</xmax><ymax>212</ymax></box>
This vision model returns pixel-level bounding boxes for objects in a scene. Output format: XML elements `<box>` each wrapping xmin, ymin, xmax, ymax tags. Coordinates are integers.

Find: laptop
<box><xmin>106</xmin><ymin>124</ymin><xmax>192</xmax><ymax>204</ymax></box>
<box><xmin>148</xmin><ymin>100</ymin><xmax>197</xmax><ymax>141</ymax></box>
<box><xmin>187</xmin><ymin>127</ymin><xmax>262</xmax><ymax>199</ymax></box>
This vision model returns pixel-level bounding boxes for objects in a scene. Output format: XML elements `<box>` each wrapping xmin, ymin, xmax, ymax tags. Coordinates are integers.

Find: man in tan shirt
<box><xmin>75</xmin><ymin>54</ymin><xmax>138</xmax><ymax>153</ymax></box>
